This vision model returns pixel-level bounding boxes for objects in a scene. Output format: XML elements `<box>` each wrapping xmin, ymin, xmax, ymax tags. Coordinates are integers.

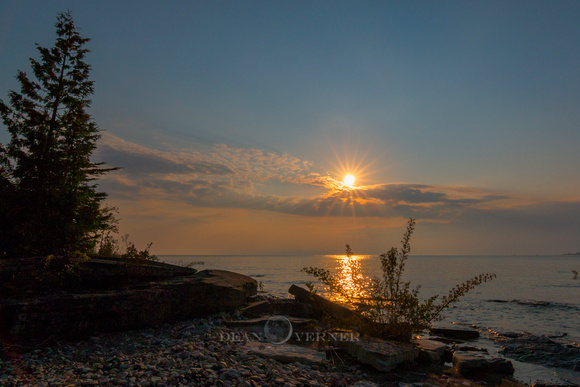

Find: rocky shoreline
<box><xmin>0</xmin><ymin>262</ymin><xmax>549</xmax><ymax>386</ymax></box>
<box><xmin>0</xmin><ymin>311</ymin><xmax>523</xmax><ymax>387</ymax></box>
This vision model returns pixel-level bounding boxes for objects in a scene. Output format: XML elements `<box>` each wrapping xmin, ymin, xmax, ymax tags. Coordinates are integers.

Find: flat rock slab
<box><xmin>80</xmin><ymin>256</ymin><xmax>197</xmax><ymax>280</ymax></box>
<box><xmin>243</xmin><ymin>341</ymin><xmax>326</xmax><ymax>365</ymax></box>
<box><xmin>1</xmin><ymin>269</ymin><xmax>256</xmax><ymax>342</ymax></box>
<box><xmin>430</xmin><ymin>326</ymin><xmax>479</xmax><ymax>341</ymax></box>
<box><xmin>337</xmin><ymin>338</ymin><xmax>418</xmax><ymax>372</ymax></box>
<box><xmin>411</xmin><ymin>338</ymin><xmax>447</xmax><ymax>365</ymax></box>
<box><xmin>0</xmin><ymin>256</ymin><xmax>198</xmax><ymax>292</ymax></box>
<box><xmin>453</xmin><ymin>351</ymin><xmax>515</xmax><ymax>377</ymax></box>
<box><xmin>499</xmin><ymin>335</ymin><xmax>580</xmax><ymax>371</ymax></box>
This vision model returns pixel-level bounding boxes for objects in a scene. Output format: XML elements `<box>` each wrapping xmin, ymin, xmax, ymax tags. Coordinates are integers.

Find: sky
<box><xmin>1</xmin><ymin>1</ymin><xmax>579</xmax><ymax>255</ymax></box>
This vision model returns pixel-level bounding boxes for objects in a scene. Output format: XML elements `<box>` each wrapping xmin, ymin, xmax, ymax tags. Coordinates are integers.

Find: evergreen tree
<box><xmin>0</xmin><ymin>12</ymin><xmax>117</xmax><ymax>257</ymax></box>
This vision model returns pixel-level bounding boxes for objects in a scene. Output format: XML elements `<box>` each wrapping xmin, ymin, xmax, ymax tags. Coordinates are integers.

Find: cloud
<box><xmin>95</xmin><ymin>134</ymin><xmax>580</xmax><ymax>233</ymax></box>
<box><xmin>97</xmin><ymin>134</ymin><xmax>234</xmax><ymax>176</ymax></box>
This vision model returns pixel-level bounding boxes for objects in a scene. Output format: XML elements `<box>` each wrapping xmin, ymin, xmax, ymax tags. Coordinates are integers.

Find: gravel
<box><xmin>0</xmin><ymin>314</ymin><xmax>368</xmax><ymax>387</ymax></box>
<box><xmin>0</xmin><ymin>313</ymin><xmax>495</xmax><ymax>386</ymax></box>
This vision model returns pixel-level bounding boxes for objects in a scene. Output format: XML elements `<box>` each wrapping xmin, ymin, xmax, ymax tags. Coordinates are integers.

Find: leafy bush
<box><xmin>303</xmin><ymin>218</ymin><xmax>496</xmax><ymax>341</ymax></box>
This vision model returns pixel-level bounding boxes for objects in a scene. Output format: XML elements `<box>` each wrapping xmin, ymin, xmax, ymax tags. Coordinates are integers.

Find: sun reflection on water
<box><xmin>326</xmin><ymin>254</ymin><xmax>371</xmax><ymax>303</ymax></box>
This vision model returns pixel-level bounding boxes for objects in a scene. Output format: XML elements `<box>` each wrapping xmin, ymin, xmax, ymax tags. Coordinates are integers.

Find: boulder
<box><xmin>452</xmin><ymin>351</ymin><xmax>515</xmax><ymax>377</ymax></box>
<box><xmin>169</xmin><ymin>270</ymin><xmax>258</xmax><ymax>317</ymax></box>
<box><xmin>336</xmin><ymin>337</ymin><xmax>418</xmax><ymax>372</ymax></box>
<box><xmin>243</xmin><ymin>341</ymin><xmax>327</xmax><ymax>365</ymax></box>
<box><xmin>411</xmin><ymin>338</ymin><xmax>447</xmax><ymax>365</ymax></box>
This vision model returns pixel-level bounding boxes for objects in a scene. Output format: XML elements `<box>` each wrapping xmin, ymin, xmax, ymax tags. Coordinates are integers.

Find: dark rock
<box><xmin>270</xmin><ymin>299</ymin><xmax>323</xmax><ymax>319</ymax></box>
<box><xmin>411</xmin><ymin>338</ymin><xmax>447</xmax><ymax>365</ymax></box>
<box><xmin>0</xmin><ymin>256</ymin><xmax>198</xmax><ymax>293</ymax></box>
<box><xmin>225</xmin><ymin>316</ymin><xmax>314</xmax><ymax>333</ymax></box>
<box><xmin>443</xmin><ymin>347</ymin><xmax>454</xmax><ymax>363</ymax></box>
<box><xmin>430</xmin><ymin>326</ymin><xmax>479</xmax><ymax>340</ymax></box>
<box><xmin>336</xmin><ymin>337</ymin><xmax>418</xmax><ymax>372</ymax></box>
<box><xmin>547</xmin><ymin>332</ymin><xmax>567</xmax><ymax>339</ymax></box>
<box><xmin>288</xmin><ymin>284</ymin><xmax>361</xmax><ymax>322</ymax></box>
<box><xmin>499</xmin><ymin>334</ymin><xmax>580</xmax><ymax>371</ymax></box>
<box><xmin>239</xmin><ymin>298</ymin><xmax>324</xmax><ymax>319</ymax></box>
<box><xmin>351</xmin><ymin>382</ymin><xmax>379</xmax><ymax>387</ymax></box>
<box><xmin>452</xmin><ymin>351</ymin><xmax>515</xmax><ymax>377</ymax></box>
<box><xmin>455</xmin><ymin>345</ymin><xmax>488</xmax><ymax>353</ymax></box>
<box><xmin>239</xmin><ymin>301</ymin><xmax>272</xmax><ymax>317</ymax></box>
<box><xmin>0</xmin><ymin>269</ymin><xmax>256</xmax><ymax>343</ymax></box>
<box><xmin>500</xmin><ymin>331</ymin><xmax>528</xmax><ymax>339</ymax></box>
<box><xmin>78</xmin><ymin>257</ymin><xmax>197</xmax><ymax>287</ymax></box>
<box><xmin>427</xmin><ymin>335</ymin><xmax>463</xmax><ymax>345</ymax></box>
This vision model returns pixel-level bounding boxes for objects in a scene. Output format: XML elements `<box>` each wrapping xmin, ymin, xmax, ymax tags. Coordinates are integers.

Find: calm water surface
<box><xmin>159</xmin><ymin>254</ymin><xmax>580</xmax><ymax>385</ymax></box>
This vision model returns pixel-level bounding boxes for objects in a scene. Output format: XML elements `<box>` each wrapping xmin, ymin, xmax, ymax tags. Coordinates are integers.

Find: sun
<box><xmin>343</xmin><ymin>174</ymin><xmax>355</xmax><ymax>187</ymax></box>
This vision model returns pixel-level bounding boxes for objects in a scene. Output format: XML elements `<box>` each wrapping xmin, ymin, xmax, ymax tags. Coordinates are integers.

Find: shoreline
<box><xmin>0</xmin><ymin>260</ymin><xmax>572</xmax><ymax>387</ymax></box>
<box><xmin>0</xmin><ymin>314</ymin><xmax>524</xmax><ymax>387</ymax></box>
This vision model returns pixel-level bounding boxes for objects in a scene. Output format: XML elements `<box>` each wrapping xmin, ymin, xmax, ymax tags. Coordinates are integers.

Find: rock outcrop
<box><xmin>0</xmin><ymin>269</ymin><xmax>256</xmax><ymax>343</ymax></box>
<box><xmin>499</xmin><ymin>334</ymin><xmax>580</xmax><ymax>371</ymax></box>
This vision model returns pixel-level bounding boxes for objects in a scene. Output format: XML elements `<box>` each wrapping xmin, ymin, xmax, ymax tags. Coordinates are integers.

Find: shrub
<box><xmin>120</xmin><ymin>234</ymin><xmax>158</xmax><ymax>262</ymax></box>
<box><xmin>303</xmin><ymin>218</ymin><xmax>496</xmax><ymax>341</ymax></box>
<box><xmin>33</xmin><ymin>252</ymin><xmax>89</xmax><ymax>290</ymax></box>
<box><xmin>94</xmin><ymin>233</ymin><xmax>158</xmax><ymax>262</ymax></box>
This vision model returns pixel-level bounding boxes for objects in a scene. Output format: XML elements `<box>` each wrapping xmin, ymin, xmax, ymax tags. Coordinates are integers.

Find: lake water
<box><xmin>159</xmin><ymin>254</ymin><xmax>580</xmax><ymax>385</ymax></box>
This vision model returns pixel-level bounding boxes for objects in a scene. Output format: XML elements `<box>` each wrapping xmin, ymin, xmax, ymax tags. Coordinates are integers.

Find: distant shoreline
<box><xmin>156</xmin><ymin>253</ymin><xmax>579</xmax><ymax>258</ymax></box>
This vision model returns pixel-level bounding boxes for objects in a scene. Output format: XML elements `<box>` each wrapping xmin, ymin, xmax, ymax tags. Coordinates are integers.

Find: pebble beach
<box><xmin>0</xmin><ymin>314</ymin><xmax>504</xmax><ymax>387</ymax></box>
